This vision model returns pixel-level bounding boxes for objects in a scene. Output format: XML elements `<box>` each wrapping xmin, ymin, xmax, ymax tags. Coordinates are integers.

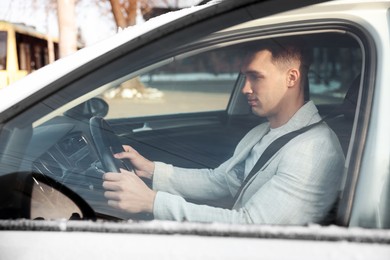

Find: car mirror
<box><xmin>64</xmin><ymin>97</ymin><xmax>109</xmax><ymax>120</ymax></box>
<box><xmin>0</xmin><ymin>172</ymin><xmax>96</xmax><ymax>221</ymax></box>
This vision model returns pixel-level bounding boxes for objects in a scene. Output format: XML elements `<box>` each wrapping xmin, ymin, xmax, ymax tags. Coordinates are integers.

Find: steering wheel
<box><xmin>89</xmin><ymin>116</ymin><xmax>153</xmax><ymax>220</ymax></box>
<box><xmin>89</xmin><ymin>116</ymin><xmax>134</xmax><ymax>173</ymax></box>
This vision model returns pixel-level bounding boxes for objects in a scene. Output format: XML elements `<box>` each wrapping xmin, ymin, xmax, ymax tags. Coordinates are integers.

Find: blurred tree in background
<box><xmin>110</xmin><ymin>0</ymin><xmax>139</xmax><ymax>28</ymax></box>
<box><xmin>27</xmin><ymin>0</ymin><xmax>206</xmax><ymax>57</ymax></box>
<box><xmin>57</xmin><ymin>0</ymin><xmax>77</xmax><ymax>57</ymax></box>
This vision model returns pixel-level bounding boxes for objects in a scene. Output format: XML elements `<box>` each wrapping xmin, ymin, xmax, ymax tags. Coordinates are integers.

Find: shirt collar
<box><xmin>273</xmin><ymin>101</ymin><xmax>320</xmax><ymax>133</ymax></box>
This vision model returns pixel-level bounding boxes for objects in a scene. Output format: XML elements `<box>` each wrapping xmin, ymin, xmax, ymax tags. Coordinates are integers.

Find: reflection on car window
<box><xmin>309</xmin><ymin>44</ymin><xmax>362</xmax><ymax>105</ymax></box>
<box><xmin>102</xmin><ymin>47</ymin><xmax>243</xmax><ymax>118</ymax></box>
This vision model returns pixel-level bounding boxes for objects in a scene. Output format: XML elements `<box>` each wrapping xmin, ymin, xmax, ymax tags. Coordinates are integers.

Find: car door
<box><xmin>1</xmin><ymin>2</ymin><xmax>390</xmax><ymax>259</ymax></box>
<box><xmin>0</xmin><ymin>0</ymin><xmax>388</xmax><ymax>231</ymax></box>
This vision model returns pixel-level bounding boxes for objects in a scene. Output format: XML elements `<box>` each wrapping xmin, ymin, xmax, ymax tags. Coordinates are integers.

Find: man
<box><xmin>102</xmin><ymin>38</ymin><xmax>345</xmax><ymax>225</ymax></box>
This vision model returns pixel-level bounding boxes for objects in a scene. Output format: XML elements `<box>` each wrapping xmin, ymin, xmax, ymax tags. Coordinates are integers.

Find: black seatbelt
<box><xmin>231</xmin><ymin>118</ymin><xmax>325</xmax><ymax>209</ymax></box>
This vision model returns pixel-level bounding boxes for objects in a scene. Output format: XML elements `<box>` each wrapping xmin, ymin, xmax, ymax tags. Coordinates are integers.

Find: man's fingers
<box><xmin>104</xmin><ymin>191</ymin><xmax>120</xmax><ymax>200</ymax></box>
<box><xmin>102</xmin><ymin>180</ymin><xmax>119</xmax><ymax>191</ymax></box>
<box><xmin>107</xmin><ymin>200</ymin><xmax>120</xmax><ymax>209</ymax></box>
<box><xmin>115</xmin><ymin>145</ymin><xmax>137</xmax><ymax>159</ymax></box>
<box><xmin>103</xmin><ymin>169</ymin><xmax>133</xmax><ymax>181</ymax></box>
<box><xmin>119</xmin><ymin>168</ymin><xmax>130</xmax><ymax>174</ymax></box>
<box><xmin>103</xmin><ymin>172</ymin><xmax>122</xmax><ymax>181</ymax></box>
<box><xmin>103</xmin><ymin>169</ymin><xmax>138</xmax><ymax>192</ymax></box>
<box><xmin>122</xmin><ymin>145</ymin><xmax>133</xmax><ymax>152</ymax></box>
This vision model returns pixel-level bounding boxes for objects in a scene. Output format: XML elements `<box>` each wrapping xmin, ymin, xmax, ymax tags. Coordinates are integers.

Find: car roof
<box><xmin>226</xmin><ymin>0</ymin><xmax>390</xmax><ymax>31</ymax></box>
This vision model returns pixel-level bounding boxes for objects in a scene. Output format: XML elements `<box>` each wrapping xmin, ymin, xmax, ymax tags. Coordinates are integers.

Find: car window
<box><xmin>309</xmin><ymin>45</ymin><xmax>362</xmax><ymax>105</ymax></box>
<box><xmin>0</xmin><ymin>26</ymin><xmax>369</xmax><ymax>224</ymax></box>
<box><xmin>102</xmin><ymin>47</ymin><xmax>243</xmax><ymax>118</ymax></box>
<box><xmin>97</xmin><ymin>32</ymin><xmax>362</xmax><ymax>120</ymax></box>
<box><xmin>3</xmin><ymin>2</ymin><xmax>390</xmax><ymax>255</ymax></box>
<box><xmin>26</xmin><ymin>32</ymin><xmax>365</xmax><ymax>220</ymax></box>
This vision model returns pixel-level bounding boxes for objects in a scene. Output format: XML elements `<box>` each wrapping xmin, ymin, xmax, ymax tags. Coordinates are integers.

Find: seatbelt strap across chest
<box><xmin>231</xmin><ymin>118</ymin><xmax>325</xmax><ymax>209</ymax></box>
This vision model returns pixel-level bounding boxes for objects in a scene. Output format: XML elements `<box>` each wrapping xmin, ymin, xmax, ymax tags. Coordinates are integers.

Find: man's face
<box><xmin>240</xmin><ymin>50</ymin><xmax>289</xmax><ymax>119</ymax></box>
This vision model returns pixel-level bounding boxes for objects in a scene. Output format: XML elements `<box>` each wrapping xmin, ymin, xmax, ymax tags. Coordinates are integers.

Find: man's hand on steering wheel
<box><xmin>103</xmin><ymin>168</ymin><xmax>156</xmax><ymax>214</ymax></box>
<box><xmin>114</xmin><ymin>145</ymin><xmax>155</xmax><ymax>180</ymax></box>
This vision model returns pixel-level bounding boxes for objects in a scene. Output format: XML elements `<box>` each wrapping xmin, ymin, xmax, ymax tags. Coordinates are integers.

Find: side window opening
<box><xmin>102</xmin><ymin>46</ymin><xmax>245</xmax><ymax>118</ymax></box>
<box><xmin>20</xmin><ymin>31</ymin><xmax>365</xmax><ymax>223</ymax></box>
<box><xmin>306</xmin><ymin>33</ymin><xmax>363</xmax><ymax>158</ymax></box>
<box><xmin>308</xmin><ymin>35</ymin><xmax>362</xmax><ymax>106</ymax></box>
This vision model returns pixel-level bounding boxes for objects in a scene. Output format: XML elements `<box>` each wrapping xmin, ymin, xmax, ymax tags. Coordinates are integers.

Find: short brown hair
<box><xmin>244</xmin><ymin>37</ymin><xmax>312</xmax><ymax>91</ymax></box>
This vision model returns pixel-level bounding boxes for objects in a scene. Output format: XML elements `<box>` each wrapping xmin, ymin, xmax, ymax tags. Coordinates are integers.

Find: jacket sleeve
<box><xmin>152</xmin><ymin>157</ymin><xmax>246</xmax><ymax>202</ymax></box>
<box><xmin>153</xmin><ymin>191</ymin><xmax>253</xmax><ymax>223</ymax></box>
<box><xmin>151</xmin><ymin>124</ymin><xmax>267</xmax><ymax>202</ymax></box>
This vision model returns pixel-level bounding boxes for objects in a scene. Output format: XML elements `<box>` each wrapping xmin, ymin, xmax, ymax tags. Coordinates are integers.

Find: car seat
<box><xmin>326</xmin><ymin>74</ymin><xmax>361</xmax><ymax>156</ymax></box>
<box><xmin>321</xmin><ymin>74</ymin><xmax>361</xmax><ymax>225</ymax></box>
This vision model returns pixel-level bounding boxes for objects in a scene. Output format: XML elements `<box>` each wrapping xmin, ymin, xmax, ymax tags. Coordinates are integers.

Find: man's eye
<box><xmin>248</xmin><ymin>75</ymin><xmax>262</xmax><ymax>82</ymax></box>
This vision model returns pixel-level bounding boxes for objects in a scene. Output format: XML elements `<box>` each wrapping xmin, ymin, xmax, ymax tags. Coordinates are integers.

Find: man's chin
<box><xmin>251</xmin><ymin>108</ymin><xmax>265</xmax><ymax>117</ymax></box>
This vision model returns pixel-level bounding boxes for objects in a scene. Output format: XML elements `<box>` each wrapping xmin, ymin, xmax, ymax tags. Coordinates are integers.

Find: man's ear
<box><xmin>287</xmin><ymin>68</ymin><xmax>300</xmax><ymax>88</ymax></box>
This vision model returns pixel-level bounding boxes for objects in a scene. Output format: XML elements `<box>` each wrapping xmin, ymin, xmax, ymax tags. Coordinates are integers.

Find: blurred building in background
<box><xmin>0</xmin><ymin>21</ymin><xmax>60</xmax><ymax>89</ymax></box>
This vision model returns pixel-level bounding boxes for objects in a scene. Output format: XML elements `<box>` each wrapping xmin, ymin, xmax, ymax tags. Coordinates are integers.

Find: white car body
<box><xmin>0</xmin><ymin>0</ymin><xmax>390</xmax><ymax>259</ymax></box>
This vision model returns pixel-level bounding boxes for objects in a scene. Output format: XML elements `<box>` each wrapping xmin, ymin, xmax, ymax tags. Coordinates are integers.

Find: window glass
<box><xmin>309</xmin><ymin>43</ymin><xmax>362</xmax><ymax>105</ymax></box>
<box><xmin>100</xmin><ymin>34</ymin><xmax>362</xmax><ymax>120</ymax></box>
<box><xmin>0</xmin><ymin>31</ymin><xmax>366</xmax><ymax>223</ymax></box>
<box><xmin>102</xmin><ymin>47</ymin><xmax>244</xmax><ymax>118</ymax></box>
<box><xmin>0</xmin><ymin>31</ymin><xmax>7</xmax><ymax>70</ymax></box>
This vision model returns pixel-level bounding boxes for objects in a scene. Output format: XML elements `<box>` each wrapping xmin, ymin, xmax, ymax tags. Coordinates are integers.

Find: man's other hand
<box><xmin>103</xmin><ymin>169</ymin><xmax>156</xmax><ymax>213</ymax></box>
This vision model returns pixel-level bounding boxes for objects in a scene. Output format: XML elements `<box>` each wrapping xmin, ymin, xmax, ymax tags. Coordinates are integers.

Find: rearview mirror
<box><xmin>64</xmin><ymin>97</ymin><xmax>109</xmax><ymax>120</ymax></box>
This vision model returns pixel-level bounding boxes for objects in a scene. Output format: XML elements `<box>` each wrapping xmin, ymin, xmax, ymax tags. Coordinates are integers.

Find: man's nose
<box><xmin>241</xmin><ymin>79</ymin><xmax>252</xmax><ymax>95</ymax></box>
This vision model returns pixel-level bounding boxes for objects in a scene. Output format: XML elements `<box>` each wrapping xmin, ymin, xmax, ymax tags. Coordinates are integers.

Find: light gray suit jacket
<box><xmin>152</xmin><ymin>101</ymin><xmax>345</xmax><ymax>225</ymax></box>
